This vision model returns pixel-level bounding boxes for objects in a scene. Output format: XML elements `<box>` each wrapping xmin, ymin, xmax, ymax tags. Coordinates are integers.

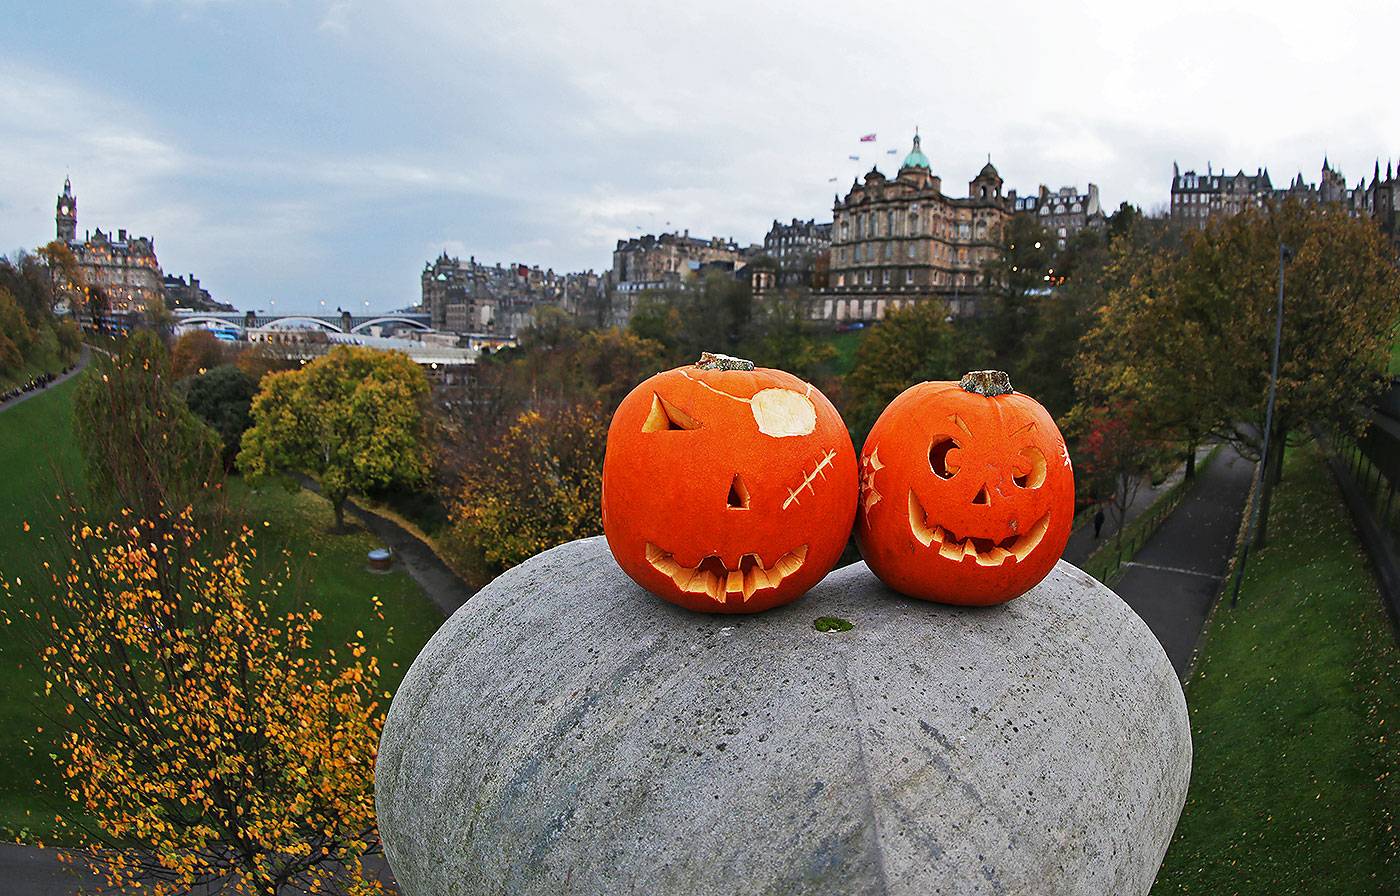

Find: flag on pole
<box><xmin>860</xmin><ymin>133</ymin><xmax>876</xmax><ymax>142</ymax></box>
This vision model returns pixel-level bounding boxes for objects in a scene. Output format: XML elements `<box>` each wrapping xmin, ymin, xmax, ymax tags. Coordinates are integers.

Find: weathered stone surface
<box><xmin>377</xmin><ymin>536</ymin><xmax>1191</xmax><ymax>896</ymax></box>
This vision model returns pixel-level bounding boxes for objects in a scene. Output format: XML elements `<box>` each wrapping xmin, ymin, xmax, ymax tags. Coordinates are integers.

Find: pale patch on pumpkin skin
<box><xmin>645</xmin><ymin>543</ymin><xmax>808</xmax><ymax>603</ymax></box>
<box><xmin>675</xmin><ymin>371</ymin><xmax>817</xmax><ymax>438</ymax></box>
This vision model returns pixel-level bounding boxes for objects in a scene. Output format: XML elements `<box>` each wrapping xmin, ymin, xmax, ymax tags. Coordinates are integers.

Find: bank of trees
<box><xmin>1077</xmin><ymin>199</ymin><xmax>1400</xmax><ymax>543</ymax></box>
<box><xmin>0</xmin><ymin>249</ymin><xmax>83</xmax><ymax>379</ymax></box>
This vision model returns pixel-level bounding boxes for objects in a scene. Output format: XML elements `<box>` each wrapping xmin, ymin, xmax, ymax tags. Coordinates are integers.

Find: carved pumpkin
<box><xmin>602</xmin><ymin>353</ymin><xmax>858</xmax><ymax>613</ymax></box>
<box><xmin>855</xmin><ymin>371</ymin><xmax>1073</xmax><ymax>605</ymax></box>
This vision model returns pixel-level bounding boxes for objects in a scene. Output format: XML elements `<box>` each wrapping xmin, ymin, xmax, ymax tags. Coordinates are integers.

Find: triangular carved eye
<box><xmin>728</xmin><ymin>474</ymin><xmax>749</xmax><ymax>509</ymax></box>
<box><xmin>642</xmin><ymin>393</ymin><xmax>702</xmax><ymax>432</ymax></box>
<box><xmin>972</xmin><ymin>485</ymin><xmax>991</xmax><ymax>505</ymax></box>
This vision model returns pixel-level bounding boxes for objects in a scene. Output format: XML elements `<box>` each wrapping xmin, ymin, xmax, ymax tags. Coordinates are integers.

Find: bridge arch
<box><xmin>176</xmin><ymin>315</ymin><xmax>243</xmax><ymax>330</ymax></box>
<box><xmin>262</xmin><ymin>316</ymin><xmax>346</xmax><ymax>333</ymax></box>
<box><xmin>349</xmin><ymin>316</ymin><xmax>432</xmax><ymax>334</ymax></box>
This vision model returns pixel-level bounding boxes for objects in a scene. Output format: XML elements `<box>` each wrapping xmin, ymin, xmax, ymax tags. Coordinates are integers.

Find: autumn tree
<box><xmin>1072</xmin><ymin>402</ymin><xmax>1173</xmax><ymax>557</ymax></box>
<box><xmin>74</xmin><ymin>330</ymin><xmax>223</xmax><ymax>526</ymax></box>
<box><xmin>842</xmin><ymin>300</ymin><xmax>988</xmax><ymax>440</ymax></box>
<box><xmin>741</xmin><ymin>287</ymin><xmax>839</xmax><ymax>384</ymax></box>
<box><xmin>238</xmin><ymin>346</ymin><xmax>432</xmax><ymax>532</ymax></box>
<box><xmin>0</xmin><ymin>249</ymin><xmax>83</xmax><ymax>376</ymax></box>
<box><xmin>979</xmin><ymin>212</ymin><xmax>1057</xmax><ymax>366</ymax></box>
<box><xmin>446</xmin><ymin>402</ymin><xmax>608</xmax><ymax>583</ymax></box>
<box><xmin>183</xmin><ymin>363</ymin><xmax>258</xmax><ymax>470</ymax></box>
<box><xmin>627</xmin><ymin>273</ymin><xmax>753</xmax><ymax>365</ymax></box>
<box><xmin>2</xmin><ymin>509</ymin><xmax>386</xmax><ymax>896</ymax></box>
<box><xmin>171</xmin><ymin>328</ymin><xmax>227</xmax><ymax>379</ymax></box>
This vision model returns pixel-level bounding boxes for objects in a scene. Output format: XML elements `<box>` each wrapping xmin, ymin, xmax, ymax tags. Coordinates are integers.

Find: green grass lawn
<box><xmin>827</xmin><ymin>326</ymin><xmax>867</xmax><ymax>378</ymax></box>
<box><xmin>0</xmin><ymin>371</ymin><xmax>445</xmax><ymax>842</ymax></box>
<box><xmin>1152</xmin><ymin>443</ymin><xmax>1400</xmax><ymax>894</ymax></box>
<box><xmin>0</xmin><ymin>375</ymin><xmax>87</xmax><ymax>842</ymax></box>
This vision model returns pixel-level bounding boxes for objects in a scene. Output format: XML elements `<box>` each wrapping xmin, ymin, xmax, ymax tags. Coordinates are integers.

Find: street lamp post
<box><xmin>1231</xmin><ymin>243</ymin><xmax>1292</xmax><ymax>609</ymax></box>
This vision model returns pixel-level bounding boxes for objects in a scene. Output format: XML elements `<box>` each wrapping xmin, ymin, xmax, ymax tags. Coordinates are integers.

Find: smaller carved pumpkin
<box><xmin>602</xmin><ymin>353</ymin><xmax>857</xmax><ymax>613</ymax></box>
<box><xmin>856</xmin><ymin>371</ymin><xmax>1073</xmax><ymax>605</ymax></box>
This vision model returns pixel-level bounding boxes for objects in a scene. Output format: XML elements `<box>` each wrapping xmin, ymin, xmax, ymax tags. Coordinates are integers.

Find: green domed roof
<box><xmin>901</xmin><ymin>132</ymin><xmax>930</xmax><ymax>171</ymax></box>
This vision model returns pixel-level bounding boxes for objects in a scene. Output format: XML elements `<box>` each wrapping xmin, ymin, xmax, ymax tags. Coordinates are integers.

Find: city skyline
<box><xmin>2</xmin><ymin>0</ymin><xmax>1397</xmax><ymax>314</ymax></box>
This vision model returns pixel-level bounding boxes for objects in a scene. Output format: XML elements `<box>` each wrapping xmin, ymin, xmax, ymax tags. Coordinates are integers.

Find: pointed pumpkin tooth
<box><xmin>939</xmin><ymin>540</ymin><xmax>965</xmax><ymax>561</ymax></box>
<box><xmin>672</xmin><ymin>566</ymin><xmax>697</xmax><ymax>590</ymax></box>
<box><xmin>986</xmin><ymin>546</ymin><xmax>1013</xmax><ymax>565</ymax></box>
<box><xmin>749</xmin><ymin>567</ymin><xmax>772</xmax><ymax>592</ymax></box>
<box><xmin>932</xmin><ymin>525</ymin><xmax>947</xmax><ymax>545</ymax></box>
<box><xmin>742</xmin><ymin>567</ymin><xmax>759</xmax><ymax>598</ymax></box>
<box><xmin>726</xmin><ymin>570</ymin><xmax>744</xmax><ymax>595</ymax></box>
<box><xmin>962</xmin><ymin>540</ymin><xmax>979</xmax><ymax>560</ymax></box>
<box><xmin>775</xmin><ymin>550</ymin><xmax>804</xmax><ymax>578</ymax></box>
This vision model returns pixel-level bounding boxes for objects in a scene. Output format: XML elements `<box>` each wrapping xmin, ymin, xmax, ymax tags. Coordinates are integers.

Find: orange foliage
<box><xmin>2</xmin><ymin>508</ymin><xmax>387</xmax><ymax>895</ymax></box>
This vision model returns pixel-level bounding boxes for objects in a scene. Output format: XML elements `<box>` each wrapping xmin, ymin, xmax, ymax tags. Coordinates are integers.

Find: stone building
<box><xmin>818</xmin><ymin>133</ymin><xmax>1010</xmax><ymax>320</ymax></box>
<box><xmin>55</xmin><ymin>178</ymin><xmax>163</xmax><ymax>314</ymax></box>
<box><xmin>1169</xmin><ymin>158</ymin><xmax>1400</xmax><ymax>244</ymax></box>
<box><xmin>609</xmin><ymin>231</ymin><xmax>760</xmax><ymax>294</ymax></box>
<box><xmin>420</xmin><ymin>253</ymin><xmax>602</xmax><ymax>336</ymax></box>
<box><xmin>1010</xmin><ymin>184</ymin><xmax>1105</xmax><ymax>249</ymax></box>
<box><xmin>162</xmin><ymin>273</ymin><xmax>232</xmax><ymax>312</ymax></box>
<box><xmin>604</xmin><ymin>230</ymin><xmax>763</xmax><ymax>326</ymax></box>
<box><xmin>763</xmin><ymin>218</ymin><xmax>832</xmax><ymax>287</ymax></box>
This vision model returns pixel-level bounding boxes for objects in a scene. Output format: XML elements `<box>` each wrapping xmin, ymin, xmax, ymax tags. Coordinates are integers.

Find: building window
<box><xmin>888</xmin><ymin>211</ymin><xmax>895</xmax><ymax>234</ymax></box>
<box><xmin>884</xmin><ymin>242</ymin><xmax>892</xmax><ymax>260</ymax></box>
<box><xmin>864</xmin><ymin>270</ymin><xmax>872</xmax><ymax>284</ymax></box>
<box><xmin>905</xmin><ymin>269</ymin><xmax>914</xmax><ymax>284</ymax></box>
<box><xmin>882</xmin><ymin>269</ymin><xmax>891</xmax><ymax>285</ymax></box>
<box><xmin>907</xmin><ymin>243</ymin><xmax>915</xmax><ymax>259</ymax></box>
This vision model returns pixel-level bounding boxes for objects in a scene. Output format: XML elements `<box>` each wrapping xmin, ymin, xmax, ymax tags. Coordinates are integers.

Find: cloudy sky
<box><xmin>1</xmin><ymin>0</ymin><xmax>1395</xmax><ymax>314</ymax></box>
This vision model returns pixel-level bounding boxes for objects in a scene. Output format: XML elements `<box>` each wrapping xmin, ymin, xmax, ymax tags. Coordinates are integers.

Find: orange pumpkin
<box><xmin>855</xmin><ymin>371</ymin><xmax>1073</xmax><ymax>605</ymax></box>
<box><xmin>602</xmin><ymin>353</ymin><xmax>858</xmax><ymax>613</ymax></box>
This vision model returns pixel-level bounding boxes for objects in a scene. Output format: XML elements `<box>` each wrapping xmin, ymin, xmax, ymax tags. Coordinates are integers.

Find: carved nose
<box><xmin>728</xmin><ymin>474</ymin><xmax>750</xmax><ymax>509</ymax></box>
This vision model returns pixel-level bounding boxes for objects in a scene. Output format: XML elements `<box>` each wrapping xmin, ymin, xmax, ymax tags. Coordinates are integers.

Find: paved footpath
<box><xmin>1111</xmin><ymin>443</ymin><xmax>1255</xmax><ymax>678</ymax></box>
<box><xmin>0</xmin><ymin>347</ymin><xmax>90</xmax><ymax>415</ymax></box>
<box><xmin>1062</xmin><ymin>444</ymin><xmax>1215</xmax><ymax>568</ymax></box>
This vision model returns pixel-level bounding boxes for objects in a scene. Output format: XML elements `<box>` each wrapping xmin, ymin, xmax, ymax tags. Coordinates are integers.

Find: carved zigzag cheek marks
<box><xmin>860</xmin><ymin>448</ymin><xmax>885</xmax><ymax>515</ymax></box>
<box><xmin>783</xmin><ymin>449</ymin><xmax>839</xmax><ymax>510</ymax></box>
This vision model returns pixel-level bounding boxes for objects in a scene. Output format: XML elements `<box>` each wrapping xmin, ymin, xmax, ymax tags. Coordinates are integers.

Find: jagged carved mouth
<box><xmin>645</xmin><ymin>543</ymin><xmax>808</xmax><ymax>603</ymax></box>
<box><xmin>908</xmin><ymin>492</ymin><xmax>1050</xmax><ymax>566</ymax></box>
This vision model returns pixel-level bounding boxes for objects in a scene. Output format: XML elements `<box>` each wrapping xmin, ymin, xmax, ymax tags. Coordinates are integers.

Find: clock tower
<box><xmin>56</xmin><ymin>178</ymin><xmax>77</xmax><ymax>243</ymax></box>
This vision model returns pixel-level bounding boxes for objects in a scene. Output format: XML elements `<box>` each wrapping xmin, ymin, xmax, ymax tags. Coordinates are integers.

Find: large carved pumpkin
<box><xmin>856</xmin><ymin>371</ymin><xmax>1073</xmax><ymax>606</ymax></box>
<box><xmin>602</xmin><ymin>353</ymin><xmax>858</xmax><ymax>613</ymax></box>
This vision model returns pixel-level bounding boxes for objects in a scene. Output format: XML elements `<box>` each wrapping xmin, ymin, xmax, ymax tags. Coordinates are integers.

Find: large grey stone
<box><xmin>376</xmin><ymin>536</ymin><xmax>1190</xmax><ymax>896</ymax></box>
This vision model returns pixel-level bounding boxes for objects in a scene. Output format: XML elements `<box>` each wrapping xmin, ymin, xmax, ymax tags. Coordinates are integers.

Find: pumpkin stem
<box><xmin>696</xmin><ymin>352</ymin><xmax>755</xmax><ymax>371</ymax></box>
<box><xmin>959</xmin><ymin>370</ymin><xmax>1014</xmax><ymax>396</ymax></box>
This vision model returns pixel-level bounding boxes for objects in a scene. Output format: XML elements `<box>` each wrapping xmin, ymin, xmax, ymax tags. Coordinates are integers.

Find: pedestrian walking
<box><xmin>1093</xmin><ymin>506</ymin><xmax>1105</xmax><ymax>539</ymax></box>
